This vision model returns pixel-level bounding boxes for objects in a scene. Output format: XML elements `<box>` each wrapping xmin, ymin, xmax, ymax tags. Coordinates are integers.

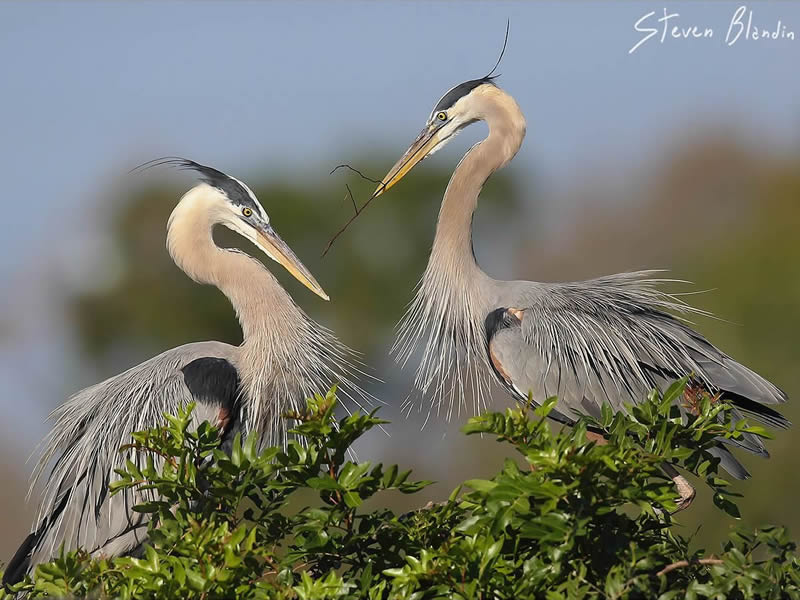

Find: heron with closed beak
<box><xmin>3</xmin><ymin>159</ymin><xmax>368</xmax><ymax>585</ymax></box>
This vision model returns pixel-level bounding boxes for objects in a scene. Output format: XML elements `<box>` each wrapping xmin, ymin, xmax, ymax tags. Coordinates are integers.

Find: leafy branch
<box><xmin>2</xmin><ymin>384</ymin><xmax>797</xmax><ymax>599</ymax></box>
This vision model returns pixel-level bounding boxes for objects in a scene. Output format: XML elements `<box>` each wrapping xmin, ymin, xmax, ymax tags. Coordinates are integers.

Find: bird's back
<box><xmin>4</xmin><ymin>341</ymin><xmax>241</xmax><ymax>585</ymax></box>
<box><xmin>486</xmin><ymin>272</ymin><xmax>789</xmax><ymax>478</ymax></box>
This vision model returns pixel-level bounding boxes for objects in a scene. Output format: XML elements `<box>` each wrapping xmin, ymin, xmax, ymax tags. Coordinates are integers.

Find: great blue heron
<box><xmin>370</xmin><ymin>75</ymin><xmax>790</xmax><ymax>507</ymax></box>
<box><xmin>3</xmin><ymin>159</ymin><xmax>367</xmax><ymax>585</ymax></box>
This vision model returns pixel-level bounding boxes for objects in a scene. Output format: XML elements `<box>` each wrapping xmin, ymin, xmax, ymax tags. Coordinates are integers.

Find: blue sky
<box><xmin>0</xmin><ymin>0</ymin><xmax>798</xmax><ymax>454</ymax></box>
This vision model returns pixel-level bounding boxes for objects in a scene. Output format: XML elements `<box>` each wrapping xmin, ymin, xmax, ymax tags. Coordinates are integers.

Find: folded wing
<box><xmin>485</xmin><ymin>273</ymin><xmax>789</xmax><ymax>479</ymax></box>
<box><xmin>3</xmin><ymin>341</ymin><xmax>240</xmax><ymax>585</ymax></box>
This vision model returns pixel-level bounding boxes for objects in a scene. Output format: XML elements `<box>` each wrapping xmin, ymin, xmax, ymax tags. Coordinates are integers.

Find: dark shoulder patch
<box><xmin>484</xmin><ymin>307</ymin><xmax>508</xmax><ymax>342</ymax></box>
<box><xmin>433</xmin><ymin>77</ymin><xmax>495</xmax><ymax>113</ymax></box>
<box><xmin>484</xmin><ymin>307</ymin><xmax>522</xmax><ymax>342</ymax></box>
<box><xmin>181</xmin><ymin>357</ymin><xmax>240</xmax><ymax>409</ymax></box>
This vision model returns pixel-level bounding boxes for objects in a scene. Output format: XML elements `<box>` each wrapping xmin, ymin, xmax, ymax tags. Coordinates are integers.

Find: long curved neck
<box><xmin>166</xmin><ymin>192</ymin><xmax>300</xmax><ymax>345</ymax></box>
<box><xmin>165</xmin><ymin>189</ymin><xmax>362</xmax><ymax>444</ymax></box>
<box><xmin>394</xmin><ymin>89</ymin><xmax>527</xmax><ymax>410</ymax></box>
<box><xmin>431</xmin><ymin>91</ymin><xmax>526</xmax><ymax>278</ymax></box>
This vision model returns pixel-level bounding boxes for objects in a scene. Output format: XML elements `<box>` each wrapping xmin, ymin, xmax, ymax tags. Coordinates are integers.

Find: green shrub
<box><xmin>3</xmin><ymin>383</ymin><xmax>798</xmax><ymax>599</ymax></box>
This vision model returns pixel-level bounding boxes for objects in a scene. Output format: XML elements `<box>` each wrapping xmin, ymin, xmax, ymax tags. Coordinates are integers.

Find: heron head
<box><xmin>372</xmin><ymin>77</ymin><xmax>500</xmax><ymax>199</ymax></box>
<box><xmin>160</xmin><ymin>158</ymin><xmax>329</xmax><ymax>301</ymax></box>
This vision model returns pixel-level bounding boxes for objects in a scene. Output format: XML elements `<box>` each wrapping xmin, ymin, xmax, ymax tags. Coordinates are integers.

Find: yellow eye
<box><xmin>436</xmin><ymin>111</ymin><xmax>447</xmax><ymax>121</ymax></box>
<box><xmin>242</xmin><ymin>207</ymin><xmax>253</xmax><ymax>217</ymax></box>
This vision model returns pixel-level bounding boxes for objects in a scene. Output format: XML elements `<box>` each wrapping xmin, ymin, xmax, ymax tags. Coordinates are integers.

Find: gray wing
<box><xmin>486</xmin><ymin>274</ymin><xmax>789</xmax><ymax>476</ymax></box>
<box><xmin>4</xmin><ymin>341</ymin><xmax>240</xmax><ymax>585</ymax></box>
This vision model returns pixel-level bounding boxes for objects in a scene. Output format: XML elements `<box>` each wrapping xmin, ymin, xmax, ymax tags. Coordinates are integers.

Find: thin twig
<box><xmin>322</xmin><ymin>164</ymin><xmax>386</xmax><ymax>257</ymax></box>
<box><xmin>329</xmin><ymin>164</ymin><xmax>383</xmax><ymax>184</ymax></box>
<box><xmin>322</xmin><ymin>22</ymin><xmax>512</xmax><ymax>258</ymax></box>
<box><xmin>345</xmin><ymin>184</ymin><xmax>357</xmax><ymax>214</ymax></box>
<box><xmin>656</xmin><ymin>557</ymin><xmax>723</xmax><ymax>576</ymax></box>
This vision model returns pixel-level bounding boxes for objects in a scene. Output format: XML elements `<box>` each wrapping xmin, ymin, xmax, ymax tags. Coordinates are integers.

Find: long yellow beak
<box><xmin>372</xmin><ymin>126</ymin><xmax>443</xmax><ymax>199</ymax></box>
<box><xmin>256</xmin><ymin>227</ymin><xmax>329</xmax><ymax>301</ymax></box>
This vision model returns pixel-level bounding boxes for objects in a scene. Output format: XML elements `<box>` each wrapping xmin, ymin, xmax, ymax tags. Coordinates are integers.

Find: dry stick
<box><xmin>656</xmin><ymin>558</ymin><xmax>723</xmax><ymax>577</ymax></box>
<box><xmin>322</xmin><ymin>164</ymin><xmax>386</xmax><ymax>257</ymax></box>
<box><xmin>345</xmin><ymin>184</ymin><xmax>357</xmax><ymax>214</ymax></box>
<box><xmin>329</xmin><ymin>164</ymin><xmax>383</xmax><ymax>185</ymax></box>
<box><xmin>322</xmin><ymin>21</ymin><xmax>511</xmax><ymax>258</ymax></box>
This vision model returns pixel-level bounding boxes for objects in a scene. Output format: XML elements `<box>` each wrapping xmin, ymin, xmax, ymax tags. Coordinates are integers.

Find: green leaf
<box><xmin>713</xmin><ymin>492</ymin><xmax>742</xmax><ymax>519</ymax></box>
<box><xmin>307</xmin><ymin>476</ymin><xmax>343</xmax><ymax>491</ymax></box>
<box><xmin>17</xmin><ymin>385</ymin><xmax>797</xmax><ymax>600</ymax></box>
<box><xmin>343</xmin><ymin>490</ymin><xmax>363</xmax><ymax>508</ymax></box>
<box><xmin>464</xmin><ymin>479</ymin><xmax>497</xmax><ymax>493</ymax></box>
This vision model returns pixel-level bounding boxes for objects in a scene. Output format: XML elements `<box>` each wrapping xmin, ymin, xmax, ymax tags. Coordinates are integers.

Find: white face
<box><xmin>203</xmin><ymin>184</ymin><xmax>329</xmax><ymax>301</ymax></box>
<box><xmin>216</xmin><ymin>195</ymin><xmax>271</xmax><ymax>249</ymax></box>
<box><xmin>425</xmin><ymin>93</ymin><xmax>483</xmax><ymax>155</ymax></box>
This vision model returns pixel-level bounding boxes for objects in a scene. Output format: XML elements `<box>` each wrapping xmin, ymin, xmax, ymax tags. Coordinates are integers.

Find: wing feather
<box><xmin>485</xmin><ymin>274</ymin><xmax>789</xmax><ymax>478</ymax></box>
<box><xmin>4</xmin><ymin>342</ymin><xmax>240</xmax><ymax>585</ymax></box>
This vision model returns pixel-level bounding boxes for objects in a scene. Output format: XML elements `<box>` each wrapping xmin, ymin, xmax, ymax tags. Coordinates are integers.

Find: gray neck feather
<box><xmin>394</xmin><ymin>90</ymin><xmax>526</xmax><ymax>419</ymax></box>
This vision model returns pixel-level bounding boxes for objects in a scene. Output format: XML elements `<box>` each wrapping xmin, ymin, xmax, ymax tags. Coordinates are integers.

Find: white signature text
<box><xmin>629</xmin><ymin>5</ymin><xmax>795</xmax><ymax>54</ymax></box>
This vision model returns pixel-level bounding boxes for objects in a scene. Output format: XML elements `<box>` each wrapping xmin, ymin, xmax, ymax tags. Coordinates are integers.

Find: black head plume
<box><xmin>485</xmin><ymin>19</ymin><xmax>510</xmax><ymax>80</ymax></box>
<box><xmin>130</xmin><ymin>157</ymin><xmax>262</xmax><ymax>213</ymax></box>
<box><xmin>130</xmin><ymin>157</ymin><xmax>231</xmax><ymax>186</ymax></box>
<box><xmin>431</xmin><ymin>21</ymin><xmax>510</xmax><ymax>114</ymax></box>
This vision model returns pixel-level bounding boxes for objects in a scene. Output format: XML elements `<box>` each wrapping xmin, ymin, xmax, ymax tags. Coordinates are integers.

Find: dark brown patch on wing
<box><xmin>217</xmin><ymin>406</ymin><xmax>233</xmax><ymax>434</ymax></box>
<box><xmin>485</xmin><ymin>307</ymin><xmax>526</xmax><ymax>387</ymax></box>
<box><xmin>488</xmin><ymin>338</ymin><xmax>513</xmax><ymax>385</ymax></box>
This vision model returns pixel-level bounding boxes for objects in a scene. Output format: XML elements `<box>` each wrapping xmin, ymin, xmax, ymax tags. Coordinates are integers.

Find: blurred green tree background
<box><xmin>16</xmin><ymin>135</ymin><xmax>800</xmax><ymax>560</ymax></box>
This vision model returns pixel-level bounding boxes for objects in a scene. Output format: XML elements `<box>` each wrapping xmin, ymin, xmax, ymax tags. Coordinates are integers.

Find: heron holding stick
<box><xmin>356</xmin><ymin>69</ymin><xmax>789</xmax><ymax>509</ymax></box>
